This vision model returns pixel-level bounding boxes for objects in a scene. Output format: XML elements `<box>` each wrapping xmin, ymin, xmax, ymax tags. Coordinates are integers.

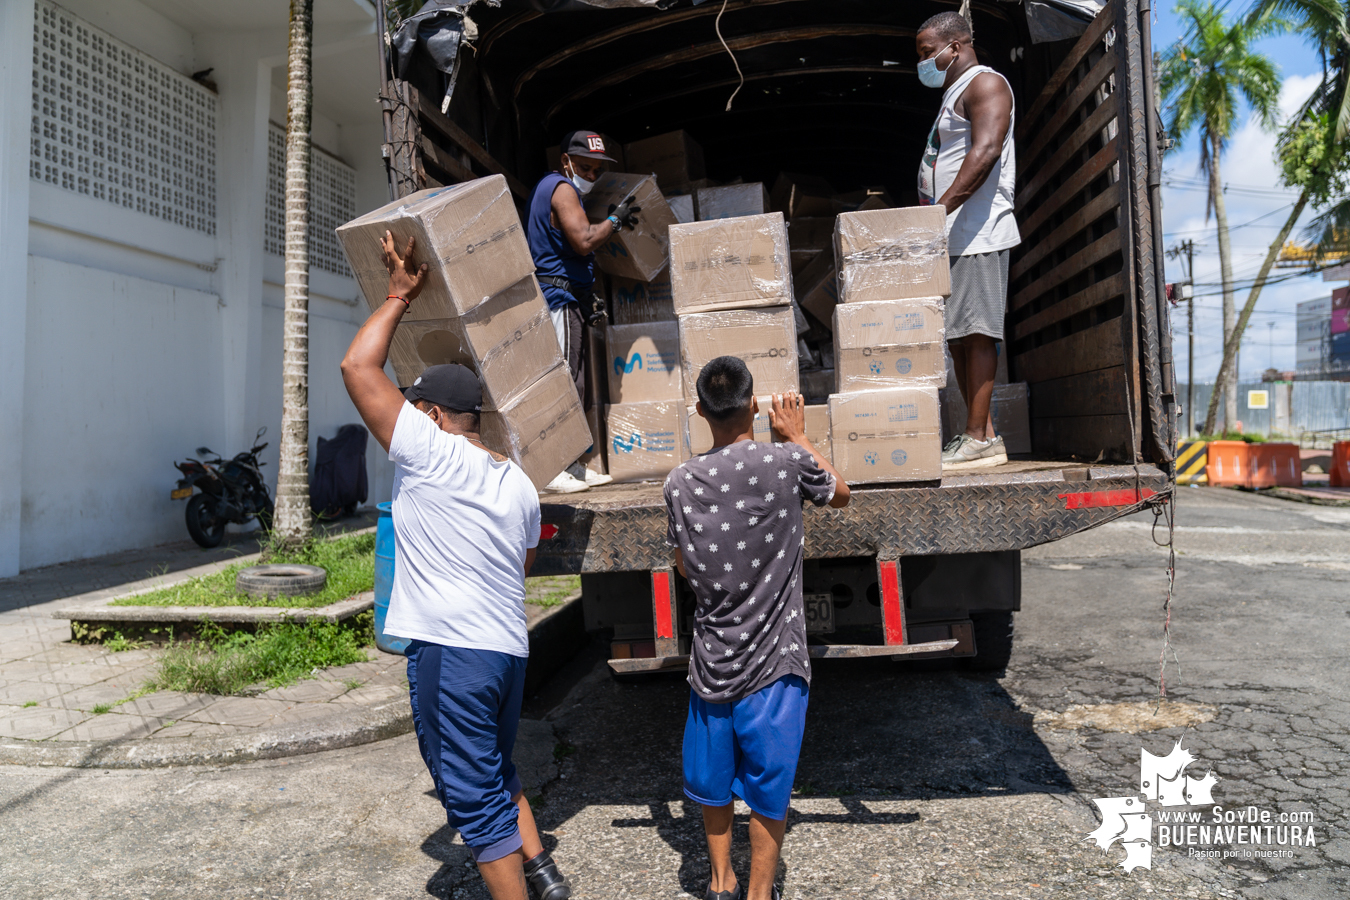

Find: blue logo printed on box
<box><xmin>891</xmin><ymin>448</ymin><xmax>908</xmax><ymax>466</ymax></box>
<box><xmin>615</xmin><ymin>353</ymin><xmax>643</xmax><ymax>375</ymax></box>
<box><xmin>888</xmin><ymin>403</ymin><xmax>918</xmax><ymax>422</ymax></box>
<box><xmin>894</xmin><ymin>312</ymin><xmax>924</xmax><ymax>331</ymax></box>
<box><xmin>612</xmin><ymin>433</ymin><xmax>643</xmax><ymax>454</ymax></box>
<box><xmin>601</xmin><ymin>242</ymin><xmax>630</xmax><ymax>259</ymax></box>
<box><xmin>869</xmin><ymin>360</ymin><xmax>884</xmax><ymax>375</ymax></box>
<box><xmin>864</xmin><ymin>451</ymin><xmax>879</xmax><ymax>466</ymax></box>
<box><xmin>894</xmin><ymin>357</ymin><xmax>912</xmax><ymax>375</ymax></box>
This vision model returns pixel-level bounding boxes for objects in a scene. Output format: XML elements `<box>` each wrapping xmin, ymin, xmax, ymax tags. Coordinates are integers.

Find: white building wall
<box><xmin>8</xmin><ymin>0</ymin><xmax>393</xmax><ymax>573</ymax></box>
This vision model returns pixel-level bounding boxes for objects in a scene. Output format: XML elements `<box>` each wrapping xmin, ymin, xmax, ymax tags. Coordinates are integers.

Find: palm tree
<box><xmin>274</xmin><ymin>0</ymin><xmax>315</xmax><ymax>550</ymax></box>
<box><xmin>1159</xmin><ymin>0</ymin><xmax>1283</xmax><ymax>434</ymax></box>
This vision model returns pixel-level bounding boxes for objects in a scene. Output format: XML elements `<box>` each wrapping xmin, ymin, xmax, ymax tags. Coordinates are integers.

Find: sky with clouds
<box><xmin>1149</xmin><ymin>7</ymin><xmax>1344</xmax><ymax>385</ymax></box>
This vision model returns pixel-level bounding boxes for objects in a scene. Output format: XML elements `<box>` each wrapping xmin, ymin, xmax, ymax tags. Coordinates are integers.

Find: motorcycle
<box><xmin>171</xmin><ymin>427</ymin><xmax>274</xmax><ymax>548</ymax></box>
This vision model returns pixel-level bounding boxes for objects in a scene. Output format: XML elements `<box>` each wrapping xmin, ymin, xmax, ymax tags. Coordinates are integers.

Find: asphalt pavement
<box><xmin>0</xmin><ymin>488</ymin><xmax>1346</xmax><ymax>899</ymax></box>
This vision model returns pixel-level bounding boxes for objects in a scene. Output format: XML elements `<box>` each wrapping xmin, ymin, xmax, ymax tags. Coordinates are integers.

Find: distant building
<box><xmin>0</xmin><ymin>0</ymin><xmax>393</xmax><ymax>574</ymax></box>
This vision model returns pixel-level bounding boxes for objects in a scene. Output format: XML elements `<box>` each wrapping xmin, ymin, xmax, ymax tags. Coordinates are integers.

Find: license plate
<box><xmin>170</xmin><ymin>487</ymin><xmax>193</xmax><ymax>500</ymax></box>
<box><xmin>804</xmin><ymin>593</ymin><xmax>835</xmax><ymax>634</ymax></box>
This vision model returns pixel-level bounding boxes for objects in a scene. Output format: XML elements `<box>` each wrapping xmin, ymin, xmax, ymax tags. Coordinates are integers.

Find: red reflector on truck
<box><xmin>1057</xmin><ymin>488</ymin><xmax>1157</xmax><ymax>509</ymax></box>
<box><xmin>539</xmin><ymin>524</ymin><xmax>559</xmax><ymax>539</ymax></box>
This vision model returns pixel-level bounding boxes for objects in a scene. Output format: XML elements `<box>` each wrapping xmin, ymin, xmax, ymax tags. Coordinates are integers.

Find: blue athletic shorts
<box><xmin>406</xmin><ymin>641</ymin><xmax>528</xmax><ymax>863</ymax></box>
<box><xmin>683</xmin><ymin>674</ymin><xmax>810</xmax><ymax>821</ymax></box>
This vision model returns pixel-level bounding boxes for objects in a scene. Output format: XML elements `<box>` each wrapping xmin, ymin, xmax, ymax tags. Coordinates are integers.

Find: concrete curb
<box><xmin>1</xmin><ymin>592</ymin><xmax>584</xmax><ymax>770</ymax></box>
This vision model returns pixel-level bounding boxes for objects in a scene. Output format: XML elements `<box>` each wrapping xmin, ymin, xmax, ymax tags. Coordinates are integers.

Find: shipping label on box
<box><xmin>696</xmin><ymin>183</ymin><xmax>770</xmax><ymax>221</ymax></box>
<box><xmin>610</xmin><ymin>270</ymin><xmax>676</xmax><ymax>325</ymax></box>
<box><xmin>482</xmin><ymin>364</ymin><xmax>593</xmax><ymax>490</ymax></box>
<box><xmin>670</xmin><ymin>213</ymin><xmax>792</xmax><ymax>315</ymax></box>
<box><xmin>829</xmin><ymin>387</ymin><xmax>942</xmax><ymax>483</ymax></box>
<box><xmin>386</xmin><ymin>276</ymin><xmax>563</xmax><ymax>409</ymax></box>
<box><xmin>684</xmin><ymin>398</ymin><xmax>832</xmax><ymax>462</ymax></box>
<box><xmin>835</xmin><ymin>206</ymin><xmax>950</xmax><ymax>302</ymax></box>
<box><xmin>585</xmin><ymin>173</ymin><xmax>679</xmax><ymax>283</ymax></box>
<box><xmin>606</xmin><ymin>321</ymin><xmax>682</xmax><ymax>403</ymax></box>
<box><xmin>605</xmin><ymin>401</ymin><xmax>687</xmax><ymax>483</ymax></box>
<box><xmin>678</xmin><ymin>307</ymin><xmax>799</xmax><ymax>401</ymax></box>
<box><xmin>338</xmin><ymin>176</ymin><xmax>533</xmax><ymax>320</ymax></box>
<box><xmin>833</xmin><ymin>298</ymin><xmax>946</xmax><ymax>390</ymax></box>
<box><xmin>624</xmin><ymin>130</ymin><xmax>705</xmax><ymax>192</ymax></box>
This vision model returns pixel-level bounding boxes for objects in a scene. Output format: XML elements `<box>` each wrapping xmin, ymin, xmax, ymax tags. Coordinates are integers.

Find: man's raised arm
<box><xmin>340</xmin><ymin>232</ymin><xmax>429</xmax><ymax>453</ymax></box>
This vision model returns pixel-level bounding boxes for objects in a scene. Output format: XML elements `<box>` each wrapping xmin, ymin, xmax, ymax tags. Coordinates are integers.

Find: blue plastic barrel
<box><xmin>373</xmin><ymin>502</ymin><xmax>410</xmax><ymax>655</ymax></box>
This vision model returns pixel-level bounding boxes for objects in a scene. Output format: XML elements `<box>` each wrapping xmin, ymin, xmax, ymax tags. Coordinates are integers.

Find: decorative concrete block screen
<box><xmin>265</xmin><ymin>124</ymin><xmax>357</xmax><ymax>279</ymax></box>
<box><xmin>30</xmin><ymin>0</ymin><xmax>217</xmax><ymax>235</ymax></box>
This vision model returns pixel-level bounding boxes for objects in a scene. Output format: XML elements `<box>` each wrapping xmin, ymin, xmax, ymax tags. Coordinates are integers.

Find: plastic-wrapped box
<box><xmin>337</xmin><ymin>175</ymin><xmax>532</xmax><ymax>320</ymax></box>
<box><xmin>584</xmin><ymin>172</ymin><xmax>679</xmax><ymax>282</ymax></box>
<box><xmin>828</xmin><ymin>387</ymin><xmax>942</xmax><ymax>483</ymax></box>
<box><xmin>669</xmin><ymin>213</ymin><xmax>792</xmax><ymax>315</ymax></box>
<box><xmin>696</xmin><ymin>183</ymin><xmax>770</xmax><ymax>220</ymax></box>
<box><xmin>482</xmin><ymin>364</ymin><xmax>593</xmax><ymax>490</ymax></box>
<box><xmin>678</xmin><ymin>307</ymin><xmax>799</xmax><ymax>401</ymax></box>
<box><xmin>684</xmin><ymin>397</ymin><xmax>831</xmax><ymax>462</ymax></box>
<box><xmin>668</xmin><ymin>194</ymin><xmax>696</xmax><ymax>224</ymax></box>
<box><xmin>606</xmin><ymin>321</ymin><xmax>682</xmax><ymax>403</ymax></box>
<box><xmin>833</xmin><ymin>298</ymin><xmax>946</xmax><ymax>391</ymax></box>
<box><xmin>609</xmin><ymin>270</ymin><xmax>675</xmax><ymax>325</ymax></box>
<box><xmin>604</xmin><ymin>401</ymin><xmax>688</xmax><ymax>483</ymax></box>
<box><xmin>386</xmin><ymin>276</ymin><xmax>563</xmax><ymax>407</ymax></box>
<box><xmin>835</xmin><ymin>206</ymin><xmax>951</xmax><ymax>302</ymax></box>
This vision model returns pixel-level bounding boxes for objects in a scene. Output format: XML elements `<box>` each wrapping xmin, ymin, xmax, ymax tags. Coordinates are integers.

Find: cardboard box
<box><xmin>604</xmin><ymin>401</ymin><xmax>687</xmax><ymax>483</ymax></box>
<box><xmin>678</xmin><ymin>307</ymin><xmax>799</xmax><ymax>401</ymax></box>
<box><xmin>606</xmin><ymin>321</ymin><xmax>682</xmax><ymax>403</ymax></box>
<box><xmin>386</xmin><ymin>276</ymin><xmax>563</xmax><ymax>407</ymax></box>
<box><xmin>835</xmin><ymin>206</ymin><xmax>951</xmax><ymax>302</ymax></box>
<box><xmin>828</xmin><ymin>387</ymin><xmax>942</xmax><ymax>483</ymax></box>
<box><xmin>624</xmin><ymin>130</ymin><xmax>705</xmax><ymax>191</ymax></box>
<box><xmin>696</xmin><ymin>183</ymin><xmax>770</xmax><ymax>221</ymax></box>
<box><xmin>338</xmin><ymin>176</ymin><xmax>533</xmax><ymax>320</ymax></box>
<box><xmin>840</xmin><ymin>188</ymin><xmax>895</xmax><ymax>210</ymax></box>
<box><xmin>801</xmin><ymin>367</ymin><xmax>835</xmax><ymax>404</ymax></box>
<box><xmin>609</xmin><ymin>270</ymin><xmax>676</xmax><ymax>325</ymax></box>
<box><xmin>481</xmin><ymin>364</ymin><xmax>593</xmax><ymax>490</ymax></box>
<box><xmin>795</xmin><ymin>247</ymin><xmax>838</xmax><ymax>329</ymax></box>
<box><xmin>833</xmin><ymin>298</ymin><xmax>946</xmax><ymax>391</ymax></box>
<box><xmin>684</xmin><ymin>398</ymin><xmax>831</xmax><ymax>462</ymax></box>
<box><xmin>788</xmin><ymin>216</ymin><xmax>834</xmax><ymax>273</ymax></box>
<box><xmin>584</xmin><ymin>172</ymin><xmax>679</xmax><ymax>283</ymax></box>
<box><xmin>669</xmin><ymin>213</ymin><xmax>793</xmax><ymax>315</ymax></box>
<box><xmin>771</xmin><ymin>172</ymin><xmax>845</xmax><ymax>220</ymax></box>
<box><xmin>941</xmin><ymin>382</ymin><xmax>1031</xmax><ymax>454</ymax></box>
<box><xmin>668</xmin><ymin>193</ymin><xmax>696</xmax><ymax>224</ymax></box>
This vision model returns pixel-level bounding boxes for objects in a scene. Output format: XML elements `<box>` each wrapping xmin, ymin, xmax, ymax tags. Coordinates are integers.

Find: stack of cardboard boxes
<box><xmin>826</xmin><ymin>206</ymin><xmax>951</xmax><ymax>483</ymax></box>
<box><xmin>335</xmin><ymin>175</ymin><xmax>593</xmax><ymax>488</ymax></box>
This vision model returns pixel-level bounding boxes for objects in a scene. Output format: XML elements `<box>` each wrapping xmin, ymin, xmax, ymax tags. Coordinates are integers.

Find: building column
<box><xmin>0</xmin><ymin>0</ymin><xmax>36</xmax><ymax>576</ymax></box>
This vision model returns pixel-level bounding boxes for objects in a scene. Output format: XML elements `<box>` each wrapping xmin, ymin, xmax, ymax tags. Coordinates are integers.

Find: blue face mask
<box><xmin>917</xmin><ymin>43</ymin><xmax>955</xmax><ymax>89</ymax></box>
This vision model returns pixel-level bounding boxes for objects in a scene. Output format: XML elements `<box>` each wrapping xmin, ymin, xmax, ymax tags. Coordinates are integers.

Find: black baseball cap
<box><xmin>561</xmin><ymin>130</ymin><xmax>616</xmax><ymax>162</ymax></box>
<box><xmin>404</xmin><ymin>364</ymin><xmax>482</xmax><ymax>413</ymax></box>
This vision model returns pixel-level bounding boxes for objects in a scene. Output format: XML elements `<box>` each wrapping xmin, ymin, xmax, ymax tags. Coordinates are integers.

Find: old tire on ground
<box><xmin>235</xmin><ymin>564</ymin><xmax>328</xmax><ymax>598</ymax></box>
<box><xmin>185</xmin><ymin>493</ymin><xmax>226</xmax><ymax>549</ymax></box>
<box><xmin>962</xmin><ymin>611</ymin><xmax>1014</xmax><ymax>672</ymax></box>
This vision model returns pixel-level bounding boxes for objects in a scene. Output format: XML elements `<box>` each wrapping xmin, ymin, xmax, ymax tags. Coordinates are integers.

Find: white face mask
<box><xmin>564</xmin><ymin>159</ymin><xmax>596</xmax><ymax>195</ymax></box>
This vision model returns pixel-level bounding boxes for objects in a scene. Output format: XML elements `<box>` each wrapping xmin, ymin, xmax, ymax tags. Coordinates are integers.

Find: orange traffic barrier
<box><xmin>1332</xmin><ymin>442</ymin><xmax>1350</xmax><ymax>487</ymax></box>
<box><xmin>1249</xmin><ymin>443</ymin><xmax>1302</xmax><ymax>488</ymax></box>
<box><xmin>1206</xmin><ymin>441</ymin><xmax>1250</xmax><ymax>487</ymax></box>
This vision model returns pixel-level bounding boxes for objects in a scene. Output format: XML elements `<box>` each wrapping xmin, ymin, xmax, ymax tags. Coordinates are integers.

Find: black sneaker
<box><xmin>523</xmin><ymin>851</ymin><xmax>570</xmax><ymax>900</ymax></box>
<box><xmin>704</xmin><ymin>881</ymin><xmax>743</xmax><ymax>900</ymax></box>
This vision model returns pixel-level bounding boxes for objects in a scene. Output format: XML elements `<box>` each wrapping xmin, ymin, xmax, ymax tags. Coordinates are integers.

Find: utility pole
<box><xmin>1167</xmin><ymin>240</ymin><xmax>1197</xmax><ymax>436</ymax></box>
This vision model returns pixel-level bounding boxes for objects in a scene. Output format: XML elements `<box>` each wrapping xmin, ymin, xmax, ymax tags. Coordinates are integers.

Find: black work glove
<box><xmin>580</xmin><ymin>292</ymin><xmax>608</xmax><ymax>327</ymax></box>
<box><xmin>608</xmin><ymin>198</ymin><xmax>642</xmax><ymax>230</ymax></box>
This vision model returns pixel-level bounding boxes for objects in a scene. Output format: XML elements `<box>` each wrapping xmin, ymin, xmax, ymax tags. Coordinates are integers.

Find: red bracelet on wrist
<box><xmin>388</xmin><ymin>294</ymin><xmax>410</xmax><ymax>308</ymax></box>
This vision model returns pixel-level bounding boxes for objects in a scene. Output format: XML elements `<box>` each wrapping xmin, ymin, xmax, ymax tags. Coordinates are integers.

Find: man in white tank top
<box><xmin>916</xmin><ymin>12</ymin><xmax>1022</xmax><ymax>470</ymax></box>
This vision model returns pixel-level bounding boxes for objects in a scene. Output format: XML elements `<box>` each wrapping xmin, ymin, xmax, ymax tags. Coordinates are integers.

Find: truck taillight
<box><xmin>1057</xmin><ymin>488</ymin><xmax>1157</xmax><ymax>509</ymax></box>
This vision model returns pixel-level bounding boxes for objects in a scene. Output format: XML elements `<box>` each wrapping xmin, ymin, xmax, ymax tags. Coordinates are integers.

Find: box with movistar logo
<box><xmin>583</xmin><ymin>172</ymin><xmax>680</xmax><ymax>283</ymax></box>
<box><xmin>606</xmin><ymin>321</ymin><xmax>683</xmax><ymax>403</ymax></box>
<box><xmin>833</xmin><ymin>298</ymin><xmax>946</xmax><ymax>391</ymax></box>
<box><xmin>603</xmin><ymin>401</ymin><xmax>688</xmax><ymax>483</ymax></box>
<box><xmin>828</xmin><ymin>386</ymin><xmax>941</xmax><ymax>483</ymax></box>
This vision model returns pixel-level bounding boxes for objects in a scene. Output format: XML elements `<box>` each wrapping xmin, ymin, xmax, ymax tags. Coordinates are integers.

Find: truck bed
<box><xmin>534</xmin><ymin>460</ymin><xmax>1168</xmax><ymax>576</ymax></box>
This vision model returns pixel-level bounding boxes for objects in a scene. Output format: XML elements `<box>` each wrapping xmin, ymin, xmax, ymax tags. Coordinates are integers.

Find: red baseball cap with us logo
<box><xmin>562</xmin><ymin>130</ymin><xmax>616</xmax><ymax>162</ymax></box>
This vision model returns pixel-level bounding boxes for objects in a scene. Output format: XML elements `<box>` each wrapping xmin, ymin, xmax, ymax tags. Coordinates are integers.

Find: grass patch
<box><xmin>103</xmin><ymin>631</ymin><xmax>147</xmax><ymax>652</ymax></box>
<box><xmin>92</xmin><ymin>703</ymin><xmax>112</xmax><ymax>715</ymax></box>
<box><xmin>146</xmin><ymin>614</ymin><xmax>372</xmax><ymax>696</ymax></box>
<box><xmin>526</xmin><ymin>575</ymin><xmax>580</xmax><ymax>610</ymax></box>
<box><xmin>22</xmin><ymin>700</ymin><xmax>37</xmax><ymax>709</ymax></box>
<box><xmin>1196</xmin><ymin>431</ymin><xmax>1266</xmax><ymax>443</ymax></box>
<box><xmin>113</xmin><ymin>533</ymin><xmax>375</xmax><ymax>609</ymax></box>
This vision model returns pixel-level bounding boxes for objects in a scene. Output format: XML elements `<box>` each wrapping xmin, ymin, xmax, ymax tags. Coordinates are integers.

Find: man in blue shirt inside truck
<box><xmin>527</xmin><ymin>129</ymin><xmax>639</xmax><ymax>494</ymax></box>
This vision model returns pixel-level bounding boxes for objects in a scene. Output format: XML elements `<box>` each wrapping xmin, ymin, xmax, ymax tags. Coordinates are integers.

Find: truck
<box><xmin>372</xmin><ymin>0</ymin><xmax>1176</xmax><ymax>673</ymax></box>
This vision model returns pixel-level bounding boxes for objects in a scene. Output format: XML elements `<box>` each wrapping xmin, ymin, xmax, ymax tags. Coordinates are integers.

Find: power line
<box><xmin>1162</xmin><ymin>203</ymin><xmax>1298</xmax><ymax>238</ymax></box>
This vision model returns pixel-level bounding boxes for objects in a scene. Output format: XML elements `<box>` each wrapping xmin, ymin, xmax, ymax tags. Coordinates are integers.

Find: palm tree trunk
<box><xmin>274</xmin><ymin>0</ymin><xmax>314</xmax><ymax>550</ymax></box>
<box><xmin>1202</xmin><ymin>190</ymin><xmax>1309</xmax><ymax>435</ymax></box>
<box><xmin>1209</xmin><ymin>136</ymin><xmax>1239</xmax><ymax>433</ymax></box>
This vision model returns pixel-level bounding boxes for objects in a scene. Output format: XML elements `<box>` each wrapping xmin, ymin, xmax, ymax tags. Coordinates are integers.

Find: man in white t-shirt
<box><xmin>340</xmin><ymin>232</ymin><xmax>570</xmax><ymax>900</ymax></box>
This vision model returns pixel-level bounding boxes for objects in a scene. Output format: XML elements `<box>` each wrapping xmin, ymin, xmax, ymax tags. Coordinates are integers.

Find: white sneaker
<box><xmin>941</xmin><ymin>433</ymin><xmax>1009</xmax><ymax>470</ymax></box>
<box><xmin>583</xmin><ymin>468</ymin><xmax>613</xmax><ymax>487</ymax></box>
<box><xmin>543</xmin><ymin>471</ymin><xmax>590</xmax><ymax>493</ymax></box>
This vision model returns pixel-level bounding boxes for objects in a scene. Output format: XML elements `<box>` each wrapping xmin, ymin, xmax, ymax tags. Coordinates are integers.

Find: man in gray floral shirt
<box><xmin>664</xmin><ymin>356</ymin><xmax>850</xmax><ymax>900</ymax></box>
